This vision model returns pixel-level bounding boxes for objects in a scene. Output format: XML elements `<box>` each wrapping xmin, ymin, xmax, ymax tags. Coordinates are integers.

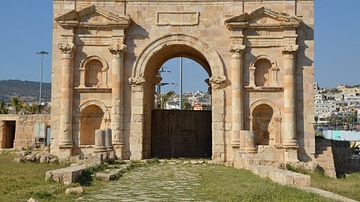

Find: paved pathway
<box><xmin>76</xmin><ymin>161</ymin><xmax>357</xmax><ymax>202</ymax></box>
<box><xmin>78</xmin><ymin>162</ymin><xmax>210</xmax><ymax>201</ymax></box>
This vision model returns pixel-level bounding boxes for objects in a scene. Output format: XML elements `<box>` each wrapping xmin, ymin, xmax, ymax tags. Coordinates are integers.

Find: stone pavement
<box><xmin>76</xmin><ymin>161</ymin><xmax>357</xmax><ymax>202</ymax></box>
<box><xmin>77</xmin><ymin>162</ymin><xmax>210</xmax><ymax>201</ymax></box>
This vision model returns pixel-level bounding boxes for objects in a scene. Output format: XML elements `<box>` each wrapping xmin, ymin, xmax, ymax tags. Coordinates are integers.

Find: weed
<box><xmin>30</xmin><ymin>190</ymin><xmax>53</xmax><ymax>200</ymax></box>
<box><xmin>146</xmin><ymin>158</ymin><xmax>160</xmax><ymax>164</ymax></box>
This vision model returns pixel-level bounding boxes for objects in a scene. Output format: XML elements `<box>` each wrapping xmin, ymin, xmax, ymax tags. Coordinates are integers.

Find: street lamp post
<box><xmin>36</xmin><ymin>51</ymin><xmax>48</xmax><ymax>111</ymax></box>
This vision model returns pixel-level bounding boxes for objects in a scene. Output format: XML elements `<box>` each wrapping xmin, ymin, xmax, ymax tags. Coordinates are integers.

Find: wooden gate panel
<box><xmin>151</xmin><ymin>110</ymin><xmax>211</xmax><ymax>158</ymax></box>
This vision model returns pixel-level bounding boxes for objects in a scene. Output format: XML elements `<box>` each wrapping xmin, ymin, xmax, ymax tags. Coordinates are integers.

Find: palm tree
<box><xmin>344</xmin><ymin>112</ymin><xmax>356</xmax><ymax>130</ymax></box>
<box><xmin>160</xmin><ymin>91</ymin><xmax>175</xmax><ymax>109</ymax></box>
<box><xmin>26</xmin><ymin>103</ymin><xmax>40</xmax><ymax>114</ymax></box>
<box><xmin>11</xmin><ymin>96</ymin><xmax>23</xmax><ymax>114</ymax></box>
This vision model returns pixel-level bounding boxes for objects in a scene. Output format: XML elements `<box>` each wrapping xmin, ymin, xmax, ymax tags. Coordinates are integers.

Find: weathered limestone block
<box><xmin>45</xmin><ymin>165</ymin><xmax>86</xmax><ymax>184</ymax></box>
<box><xmin>65</xmin><ymin>186</ymin><xmax>84</xmax><ymax>195</ymax></box>
<box><xmin>251</xmin><ymin>165</ymin><xmax>311</xmax><ymax>188</ymax></box>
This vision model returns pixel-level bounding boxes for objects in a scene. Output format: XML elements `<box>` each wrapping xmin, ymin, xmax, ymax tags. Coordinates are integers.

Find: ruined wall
<box><xmin>0</xmin><ymin>114</ymin><xmax>51</xmax><ymax>150</ymax></box>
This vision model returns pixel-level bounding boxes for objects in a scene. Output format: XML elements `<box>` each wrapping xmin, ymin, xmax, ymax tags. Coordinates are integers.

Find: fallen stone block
<box><xmin>65</xmin><ymin>186</ymin><xmax>84</xmax><ymax>195</ymax></box>
<box><xmin>45</xmin><ymin>165</ymin><xmax>86</xmax><ymax>184</ymax></box>
<box><xmin>95</xmin><ymin>169</ymin><xmax>123</xmax><ymax>181</ymax></box>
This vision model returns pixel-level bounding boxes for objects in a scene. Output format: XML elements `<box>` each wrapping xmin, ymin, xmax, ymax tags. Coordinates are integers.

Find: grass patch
<box><xmin>190</xmin><ymin>164</ymin><xmax>336</xmax><ymax>202</ymax></box>
<box><xmin>0</xmin><ymin>152</ymin><xmax>79</xmax><ymax>201</ymax></box>
<box><xmin>310</xmin><ymin>171</ymin><xmax>360</xmax><ymax>201</ymax></box>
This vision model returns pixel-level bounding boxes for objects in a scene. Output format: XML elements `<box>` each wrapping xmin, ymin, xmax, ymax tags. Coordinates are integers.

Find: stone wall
<box><xmin>315</xmin><ymin>138</ymin><xmax>360</xmax><ymax>177</ymax></box>
<box><xmin>0</xmin><ymin>114</ymin><xmax>51</xmax><ymax>150</ymax></box>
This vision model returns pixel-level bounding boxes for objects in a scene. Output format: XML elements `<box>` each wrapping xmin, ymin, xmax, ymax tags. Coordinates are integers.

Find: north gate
<box><xmin>51</xmin><ymin>0</ymin><xmax>315</xmax><ymax>165</ymax></box>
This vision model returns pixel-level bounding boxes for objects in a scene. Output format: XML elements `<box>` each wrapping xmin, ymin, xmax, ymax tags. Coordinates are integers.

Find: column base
<box><xmin>282</xmin><ymin>145</ymin><xmax>299</xmax><ymax>162</ymax></box>
<box><xmin>113</xmin><ymin>144</ymin><xmax>124</xmax><ymax>159</ymax></box>
<box><xmin>58</xmin><ymin>145</ymin><xmax>73</xmax><ymax>163</ymax></box>
<box><xmin>58</xmin><ymin>140</ymin><xmax>73</xmax><ymax>147</ymax></box>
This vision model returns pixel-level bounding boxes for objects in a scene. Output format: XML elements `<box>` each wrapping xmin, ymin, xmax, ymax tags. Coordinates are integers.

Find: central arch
<box><xmin>129</xmin><ymin>34</ymin><xmax>227</xmax><ymax>161</ymax></box>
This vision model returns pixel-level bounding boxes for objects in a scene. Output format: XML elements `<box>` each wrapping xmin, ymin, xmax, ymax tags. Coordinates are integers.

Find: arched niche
<box><xmin>79</xmin><ymin>55</ymin><xmax>109</xmax><ymax>88</ymax></box>
<box><xmin>250</xmin><ymin>99</ymin><xmax>282</xmax><ymax>146</ymax></box>
<box><xmin>249</xmin><ymin>55</ymin><xmax>279</xmax><ymax>87</ymax></box>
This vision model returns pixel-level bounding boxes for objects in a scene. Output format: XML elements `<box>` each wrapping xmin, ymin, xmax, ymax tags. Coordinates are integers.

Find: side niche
<box><xmin>75</xmin><ymin>55</ymin><xmax>111</xmax><ymax>93</ymax></box>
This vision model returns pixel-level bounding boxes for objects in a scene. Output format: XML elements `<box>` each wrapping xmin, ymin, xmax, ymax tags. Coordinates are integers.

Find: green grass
<box><xmin>0</xmin><ymin>152</ymin><xmax>357</xmax><ymax>201</ymax></box>
<box><xmin>310</xmin><ymin>171</ymin><xmax>360</xmax><ymax>201</ymax></box>
<box><xmin>0</xmin><ymin>152</ymin><xmax>79</xmax><ymax>201</ymax></box>
<box><xmin>190</xmin><ymin>164</ymin><xmax>336</xmax><ymax>202</ymax></box>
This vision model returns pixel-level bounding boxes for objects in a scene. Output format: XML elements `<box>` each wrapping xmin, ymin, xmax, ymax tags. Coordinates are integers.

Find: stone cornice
<box><xmin>225</xmin><ymin>6</ymin><xmax>302</xmax><ymax>31</ymax></box>
<box><xmin>55</xmin><ymin>4</ymin><xmax>131</xmax><ymax>29</ymax></box>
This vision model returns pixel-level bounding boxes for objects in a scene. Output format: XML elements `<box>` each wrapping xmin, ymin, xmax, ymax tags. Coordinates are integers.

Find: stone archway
<box><xmin>129</xmin><ymin>34</ymin><xmax>227</xmax><ymax>161</ymax></box>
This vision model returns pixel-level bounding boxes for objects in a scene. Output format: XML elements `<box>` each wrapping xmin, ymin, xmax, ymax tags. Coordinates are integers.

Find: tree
<box><xmin>26</xmin><ymin>103</ymin><xmax>40</xmax><ymax>114</ymax></box>
<box><xmin>11</xmin><ymin>96</ymin><xmax>23</xmax><ymax>114</ymax></box>
<box><xmin>160</xmin><ymin>91</ymin><xmax>175</xmax><ymax>109</ymax></box>
<box><xmin>344</xmin><ymin>112</ymin><xmax>357</xmax><ymax>130</ymax></box>
<box><xmin>0</xmin><ymin>101</ymin><xmax>8</xmax><ymax>114</ymax></box>
<box><xmin>314</xmin><ymin>115</ymin><xmax>319</xmax><ymax>129</ymax></box>
<box><xmin>182</xmin><ymin>100</ymin><xmax>193</xmax><ymax>110</ymax></box>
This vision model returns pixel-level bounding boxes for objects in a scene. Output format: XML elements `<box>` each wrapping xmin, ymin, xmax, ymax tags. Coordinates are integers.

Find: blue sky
<box><xmin>0</xmin><ymin>1</ymin><xmax>359</xmax><ymax>93</ymax></box>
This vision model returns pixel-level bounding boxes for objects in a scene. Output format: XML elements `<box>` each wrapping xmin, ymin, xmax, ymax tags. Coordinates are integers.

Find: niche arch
<box><xmin>249</xmin><ymin>55</ymin><xmax>280</xmax><ymax>87</ymax></box>
<box><xmin>79</xmin><ymin>55</ymin><xmax>109</xmax><ymax>88</ymax></box>
<box><xmin>250</xmin><ymin>99</ymin><xmax>282</xmax><ymax>146</ymax></box>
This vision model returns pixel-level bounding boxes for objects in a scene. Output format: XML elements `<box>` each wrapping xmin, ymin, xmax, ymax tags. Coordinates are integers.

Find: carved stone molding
<box><xmin>209</xmin><ymin>75</ymin><xmax>226</xmax><ymax>90</ymax></box>
<box><xmin>109</xmin><ymin>44</ymin><xmax>127</xmax><ymax>58</ymax></box>
<box><xmin>128</xmin><ymin>76</ymin><xmax>146</xmax><ymax>87</ymax></box>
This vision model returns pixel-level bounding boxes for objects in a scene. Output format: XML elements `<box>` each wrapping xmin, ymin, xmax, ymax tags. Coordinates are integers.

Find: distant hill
<box><xmin>0</xmin><ymin>80</ymin><xmax>51</xmax><ymax>103</ymax></box>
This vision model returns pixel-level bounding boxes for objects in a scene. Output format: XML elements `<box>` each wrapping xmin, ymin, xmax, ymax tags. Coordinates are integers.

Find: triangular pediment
<box><xmin>225</xmin><ymin>7</ymin><xmax>301</xmax><ymax>29</ymax></box>
<box><xmin>55</xmin><ymin>5</ymin><xmax>131</xmax><ymax>28</ymax></box>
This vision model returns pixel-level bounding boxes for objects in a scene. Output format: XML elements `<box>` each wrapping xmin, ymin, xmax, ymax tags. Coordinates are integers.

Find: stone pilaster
<box><xmin>209</xmin><ymin>75</ymin><xmax>226</xmax><ymax>162</ymax></box>
<box><xmin>128</xmin><ymin>76</ymin><xmax>146</xmax><ymax>160</ymax></box>
<box><xmin>230</xmin><ymin>45</ymin><xmax>245</xmax><ymax>148</ymax></box>
<box><xmin>282</xmin><ymin>45</ymin><xmax>299</xmax><ymax>150</ymax></box>
<box><xmin>109</xmin><ymin>44</ymin><xmax>126</xmax><ymax>158</ymax></box>
<box><xmin>58</xmin><ymin>43</ymin><xmax>75</xmax><ymax>148</ymax></box>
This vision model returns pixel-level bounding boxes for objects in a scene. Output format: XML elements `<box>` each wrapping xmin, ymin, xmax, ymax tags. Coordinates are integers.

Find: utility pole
<box><xmin>179</xmin><ymin>57</ymin><xmax>183</xmax><ymax>110</ymax></box>
<box><xmin>36</xmin><ymin>51</ymin><xmax>48</xmax><ymax>111</ymax></box>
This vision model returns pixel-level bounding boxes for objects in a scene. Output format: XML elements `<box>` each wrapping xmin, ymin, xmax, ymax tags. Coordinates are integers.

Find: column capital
<box><xmin>109</xmin><ymin>44</ymin><xmax>127</xmax><ymax>58</ymax></box>
<box><xmin>209</xmin><ymin>75</ymin><xmax>227</xmax><ymax>90</ymax></box>
<box><xmin>128</xmin><ymin>76</ymin><xmax>146</xmax><ymax>87</ymax></box>
<box><xmin>58</xmin><ymin>43</ymin><xmax>76</xmax><ymax>55</ymax></box>
<box><xmin>230</xmin><ymin>45</ymin><xmax>246</xmax><ymax>59</ymax></box>
<box><xmin>282</xmin><ymin>45</ymin><xmax>298</xmax><ymax>55</ymax></box>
